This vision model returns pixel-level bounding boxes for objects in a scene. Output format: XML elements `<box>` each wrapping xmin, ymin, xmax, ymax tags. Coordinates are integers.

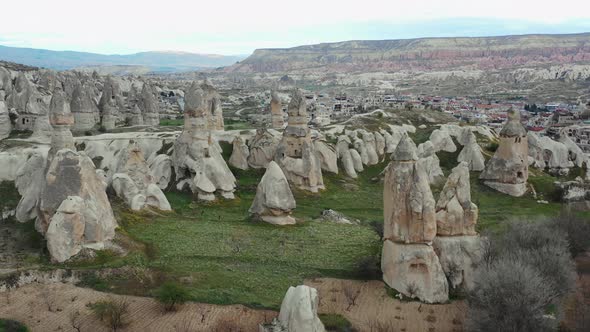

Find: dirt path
<box><xmin>0</xmin><ymin>283</ymin><xmax>276</xmax><ymax>332</ymax></box>
<box><xmin>306</xmin><ymin>278</ymin><xmax>466</xmax><ymax>332</ymax></box>
<box><xmin>0</xmin><ymin>278</ymin><xmax>466</xmax><ymax>332</ymax></box>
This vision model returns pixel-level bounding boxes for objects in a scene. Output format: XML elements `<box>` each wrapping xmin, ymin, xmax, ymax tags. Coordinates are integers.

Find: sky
<box><xmin>2</xmin><ymin>0</ymin><xmax>590</xmax><ymax>55</ymax></box>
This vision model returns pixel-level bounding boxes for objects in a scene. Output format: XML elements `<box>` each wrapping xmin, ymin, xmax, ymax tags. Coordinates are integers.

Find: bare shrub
<box><xmin>88</xmin><ymin>297</ymin><xmax>130</xmax><ymax>332</ymax></box>
<box><xmin>343</xmin><ymin>282</ymin><xmax>360</xmax><ymax>311</ymax></box>
<box><xmin>549</xmin><ymin>211</ymin><xmax>590</xmax><ymax>257</ymax></box>
<box><xmin>468</xmin><ymin>257</ymin><xmax>558</xmax><ymax>332</ymax></box>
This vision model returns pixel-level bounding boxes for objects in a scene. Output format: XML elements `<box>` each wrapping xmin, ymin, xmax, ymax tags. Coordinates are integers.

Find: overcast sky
<box><xmin>2</xmin><ymin>0</ymin><xmax>590</xmax><ymax>55</ymax></box>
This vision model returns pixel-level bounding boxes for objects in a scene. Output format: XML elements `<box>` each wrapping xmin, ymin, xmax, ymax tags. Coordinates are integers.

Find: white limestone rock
<box><xmin>361</xmin><ymin>131</ymin><xmax>379</xmax><ymax>165</ymax></box>
<box><xmin>457</xmin><ymin>132</ymin><xmax>486</xmax><ymax>171</ymax></box>
<box><xmin>417</xmin><ymin>141</ymin><xmax>445</xmax><ymax>185</ymax></box>
<box><xmin>436</xmin><ymin>162</ymin><xmax>478</xmax><ymax>236</ymax></box>
<box><xmin>381</xmin><ymin>240</ymin><xmax>449</xmax><ymax>303</ymax></box>
<box><xmin>430</xmin><ymin>129</ymin><xmax>457</xmax><ymax>153</ymax></box>
<box><xmin>248</xmin><ymin>129</ymin><xmax>279</xmax><ymax>169</ymax></box>
<box><xmin>249</xmin><ymin>161</ymin><xmax>296</xmax><ymax>225</ymax></box>
<box><xmin>0</xmin><ymin>101</ymin><xmax>11</xmax><ymax>140</ymax></box>
<box><xmin>229</xmin><ymin>136</ymin><xmax>250</xmax><ymax>170</ymax></box>
<box><xmin>276</xmin><ymin>285</ymin><xmax>325</xmax><ymax>332</ymax></box>
<box><xmin>148</xmin><ymin>154</ymin><xmax>172</xmax><ymax>190</ymax></box>
<box><xmin>313</xmin><ymin>139</ymin><xmax>338</xmax><ymax>174</ymax></box>
<box><xmin>336</xmin><ymin>135</ymin><xmax>357</xmax><ymax>178</ymax></box>
<box><xmin>374</xmin><ymin>131</ymin><xmax>386</xmax><ymax>157</ymax></box>
<box><xmin>433</xmin><ymin>235</ymin><xmax>484</xmax><ymax>292</ymax></box>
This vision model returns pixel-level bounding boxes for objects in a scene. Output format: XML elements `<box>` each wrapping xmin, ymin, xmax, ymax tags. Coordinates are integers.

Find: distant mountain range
<box><xmin>0</xmin><ymin>45</ymin><xmax>247</xmax><ymax>72</ymax></box>
<box><xmin>225</xmin><ymin>33</ymin><xmax>590</xmax><ymax>73</ymax></box>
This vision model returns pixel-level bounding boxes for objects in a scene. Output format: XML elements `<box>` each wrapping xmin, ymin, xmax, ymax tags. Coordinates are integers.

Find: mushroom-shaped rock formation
<box><xmin>70</xmin><ymin>81</ymin><xmax>99</xmax><ymax>132</ymax></box>
<box><xmin>248</xmin><ymin>128</ymin><xmax>279</xmax><ymax>169</ymax></box>
<box><xmin>229</xmin><ymin>136</ymin><xmax>250</xmax><ymax>170</ymax></box>
<box><xmin>270</xmin><ymin>90</ymin><xmax>284</xmax><ymax>129</ymax></box>
<box><xmin>417</xmin><ymin>141</ymin><xmax>445</xmax><ymax>185</ymax></box>
<box><xmin>171</xmin><ymin>81</ymin><xmax>236</xmax><ymax>200</ymax></box>
<box><xmin>129</xmin><ymin>105</ymin><xmax>144</xmax><ymax>126</ymax></box>
<box><xmin>435</xmin><ymin>162</ymin><xmax>478</xmax><ymax>236</ymax></box>
<box><xmin>249</xmin><ymin>161</ymin><xmax>296</xmax><ymax>225</ymax></box>
<box><xmin>480</xmin><ymin>108</ymin><xmax>528</xmax><ymax>197</ymax></box>
<box><xmin>430</xmin><ymin>129</ymin><xmax>457</xmax><ymax>153</ymax></box>
<box><xmin>111</xmin><ymin>142</ymin><xmax>171</xmax><ymax>211</ymax></box>
<box><xmin>260</xmin><ymin>285</ymin><xmax>326</xmax><ymax>332</ymax></box>
<box><xmin>457</xmin><ymin>131</ymin><xmax>486</xmax><ymax>171</ymax></box>
<box><xmin>383</xmin><ymin>135</ymin><xmax>436</xmax><ymax>243</ymax></box>
<box><xmin>336</xmin><ymin>135</ymin><xmax>357</xmax><ymax>178</ymax></box>
<box><xmin>274</xmin><ymin>89</ymin><xmax>324</xmax><ymax>192</ymax></box>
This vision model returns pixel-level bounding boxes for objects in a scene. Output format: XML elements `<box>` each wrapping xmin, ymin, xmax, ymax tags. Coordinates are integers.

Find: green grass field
<box><xmin>67</xmin><ymin>156</ymin><xmax>587</xmax><ymax>309</ymax></box>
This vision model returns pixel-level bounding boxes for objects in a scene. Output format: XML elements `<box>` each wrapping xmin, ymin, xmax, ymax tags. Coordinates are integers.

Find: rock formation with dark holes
<box><xmin>457</xmin><ymin>130</ymin><xmax>486</xmax><ymax>171</ymax></box>
<box><xmin>248</xmin><ymin>128</ymin><xmax>279</xmax><ymax>169</ymax></box>
<box><xmin>139</xmin><ymin>83</ymin><xmax>160</xmax><ymax>126</ymax></box>
<box><xmin>527</xmin><ymin>132</ymin><xmax>573</xmax><ymax>173</ymax></box>
<box><xmin>36</xmin><ymin>87</ymin><xmax>117</xmax><ymax>262</ymax></box>
<box><xmin>480</xmin><ymin>108</ymin><xmax>529</xmax><ymax>196</ymax></box>
<box><xmin>382</xmin><ymin>134</ymin><xmax>448</xmax><ymax>303</ymax></box>
<box><xmin>98</xmin><ymin>76</ymin><xmax>122</xmax><ymax>130</ymax></box>
<box><xmin>434</xmin><ymin>162</ymin><xmax>483</xmax><ymax>292</ymax></box>
<box><xmin>270</xmin><ymin>90</ymin><xmax>284</xmax><ymax>129</ymax></box>
<box><xmin>260</xmin><ymin>285</ymin><xmax>326</xmax><ymax>332</ymax></box>
<box><xmin>383</xmin><ymin>135</ymin><xmax>436</xmax><ymax>243</ymax></box>
<box><xmin>70</xmin><ymin>81</ymin><xmax>99</xmax><ymax>132</ymax></box>
<box><xmin>249</xmin><ymin>161</ymin><xmax>296</xmax><ymax>225</ymax></box>
<box><xmin>229</xmin><ymin>136</ymin><xmax>250</xmax><ymax>170</ymax></box>
<box><xmin>111</xmin><ymin>141</ymin><xmax>171</xmax><ymax>211</ymax></box>
<box><xmin>274</xmin><ymin>89</ymin><xmax>324</xmax><ymax>192</ymax></box>
<box><xmin>171</xmin><ymin>81</ymin><xmax>236</xmax><ymax>201</ymax></box>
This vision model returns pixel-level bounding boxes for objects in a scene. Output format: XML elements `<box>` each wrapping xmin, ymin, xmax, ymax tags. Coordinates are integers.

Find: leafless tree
<box><xmin>40</xmin><ymin>285</ymin><xmax>56</xmax><ymax>312</ymax></box>
<box><xmin>69</xmin><ymin>310</ymin><xmax>83</xmax><ymax>332</ymax></box>
<box><xmin>343</xmin><ymin>282</ymin><xmax>360</xmax><ymax>311</ymax></box>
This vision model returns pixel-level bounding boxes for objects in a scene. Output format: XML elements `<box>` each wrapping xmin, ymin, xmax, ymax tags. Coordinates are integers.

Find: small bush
<box><xmin>468</xmin><ymin>258</ymin><xmax>558</xmax><ymax>332</ymax></box>
<box><xmin>487</xmin><ymin>141</ymin><xmax>499</xmax><ymax>152</ymax></box>
<box><xmin>369</xmin><ymin>220</ymin><xmax>383</xmax><ymax>239</ymax></box>
<box><xmin>88</xmin><ymin>297</ymin><xmax>129</xmax><ymax>332</ymax></box>
<box><xmin>154</xmin><ymin>282</ymin><xmax>191</xmax><ymax>312</ymax></box>
<box><xmin>0</xmin><ymin>319</ymin><xmax>28</xmax><ymax>332</ymax></box>
<box><xmin>319</xmin><ymin>314</ymin><xmax>354</xmax><ymax>332</ymax></box>
<box><xmin>354</xmin><ymin>255</ymin><xmax>381</xmax><ymax>280</ymax></box>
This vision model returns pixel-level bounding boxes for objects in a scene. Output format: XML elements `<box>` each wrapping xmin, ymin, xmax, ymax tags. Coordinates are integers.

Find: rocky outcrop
<box><xmin>558</xmin><ymin>133</ymin><xmax>588</xmax><ymax>168</ymax></box>
<box><xmin>249</xmin><ymin>161</ymin><xmax>296</xmax><ymax>225</ymax></box>
<box><xmin>480</xmin><ymin>109</ymin><xmax>528</xmax><ymax>197</ymax></box>
<box><xmin>172</xmin><ymin>81</ymin><xmax>236</xmax><ymax>200</ymax></box>
<box><xmin>352</xmin><ymin>137</ymin><xmax>370</xmax><ymax>165</ymax></box>
<box><xmin>380</xmin><ymin>129</ymin><xmax>399</xmax><ymax>153</ymax></box>
<box><xmin>382</xmin><ymin>135</ymin><xmax>447</xmax><ymax>303</ymax></box>
<box><xmin>457</xmin><ymin>131</ymin><xmax>486</xmax><ymax>171</ymax></box>
<box><xmin>260</xmin><ymin>285</ymin><xmax>325</xmax><ymax>332</ymax></box>
<box><xmin>0</xmin><ymin>101</ymin><xmax>11</xmax><ymax>140</ymax></box>
<box><xmin>336</xmin><ymin>135</ymin><xmax>357</xmax><ymax>178</ymax></box>
<box><xmin>433</xmin><ymin>236</ymin><xmax>483</xmax><ymax>292</ymax></box>
<box><xmin>270</xmin><ymin>90</ymin><xmax>284</xmax><ymax>129</ymax></box>
<box><xmin>36</xmin><ymin>89</ymin><xmax>117</xmax><ymax>263</ymax></box>
<box><xmin>275</xmin><ymin>90</ymin><xmax>324</xmax><ymax>192</ymax></box>
<box><xmin>148</xmin><ymin>154</ymin><xmax>172</xmax><ymax>190</ymax></box>
<box><xmin>98</xmin><ymin>76</ymin><xmax>122</xmax><ymax>130</ymax></box>
<box><xmin>349</xmin><ymin>148</ymin><xmax>364</xmax><ymax>173</ymax></box>
<box><xmin>248</xmin><ymin>129</ymin><xmax>279</xmax><ymax>169</ymax></box>
<box><xmin>381</xmin><ymin>241</ymin><xmax>449</xmax><ymax>303</ymax></box>
<box><xmin>361</xmin><ymin>131</ymin><xmax>379</xmax><ymax>165</ymax></box>
<box><xmin>15</xmin><ymin>151</ymin><xmax>47</xmax><ymax>222</ymax></box>
<box><xmin>139</xmin><ymin>83</ymin><xmax>160</xmax><ymax>126</ymax></box>
<box><xmin>417</xmin><ymin>141</ymin><xmax>445</xmax><ymax>185</ymax></box>
<box><xmin>111</xmin><ymin>142</ymin><xmax>171</xmax><ymax>211</ymax></box>
<box><xmin>528</xmin><ymin>132</ymin><xmax>573</xmax><ymax>172</ymax></box>
<box><xmin>435</xmin><ymin>162</ymin><xmax>478</xmax><ymax>236</ymax></box>
<box><xmin>70</xmin><ymin>81</ymin><xmax>99</xmax><ymax>132</ymax></box>
<box><xmin>313</xmin><ymin>139</ymin><xmax>338</xmax><ymax>174</ymax></box>
<box><xmin>0</xmin><ymin>66</ymin><xmax>12</xmax><ymax>100</ymax></box>
<box><xmin>374</xmin><ymin>131</ymin><xmax>386</xmax><ymax>157</ymax></box>
<box><xmin>229</xmin><ymin>136</ymin><xmax>250</xmax><ymax>170</ymax></box>
<box><xmin>383</xmin><ymin>136</ymin><xmax>436</xmax><ymax>243</ymax></box>
<box><xmin>430</xmin><ymin>129</ymin><xmax>457</xmax><ymax>153</ymax></box>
